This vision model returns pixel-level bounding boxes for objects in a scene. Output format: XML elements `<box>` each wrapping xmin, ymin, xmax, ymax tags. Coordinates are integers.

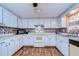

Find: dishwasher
<box><xmin>69</xmin><ymin>39</ymin><xmax>79</xmax><ymax>56</ymax></box>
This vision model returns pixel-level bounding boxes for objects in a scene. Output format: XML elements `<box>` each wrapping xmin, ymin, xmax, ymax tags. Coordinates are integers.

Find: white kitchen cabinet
<box><xmin>56</xmin><ymin>35</ymin><xmax>69</xmax><ymax>56</ymax></box>
<box><xmin>44</xmin><ymin>36</ymin><xmax>50</xmax><ymax>46</ymax></box>
<box><xmin>61</xmin><ymin>42</ymin><xmax>69</xmax><ymax>56</ymax></box>
<box><xmin>28</xmin><ymin>19</ymin><xmax>37</xmax><ymax>28</ymax></box>
<box><xmin>44</xmin><ymin>34</ymin><xmax>56</xmax><ymax>46</ymax></box>
<box><xmin>50</xmin><ymin>35</ymin><xmax>56</xmax><ymax>46</ymax></box>
<box><xmin>56</xmin><ymin>36</ymin><xmax>62</xmax><ymax>52</ymax></box>
<box><xmin>43</xmin><ymin>19</ymin><xmax>51</xmax><ymax>28</ymax></box>
<box><xmin>28</xmin><ymin>19</ymin><xmax>51</xmax><ymax>28</ymax></box>
<box><xmin>28</xmin><ymin>20</ymin><xmax>34</xmax><ymax>28</ymax></box>
<box><xmin>3</xmin><ymin>8</ymin><xmax>17</xmax><ymax>27</ymax></box>
<box><xmin>14</xmin><ymin>38</ymin><xmax>19</xmax><ymax>52</ymax></box>
<box><xmin>7</xmin><ymin>37</ymin><xmax>15</xmax><ymax>56</ymax></box>
<box><xmin>18</xmin><ymin>18</ymin><xmax>22</xmax><ymax>28</ymax></box>
<box><xmin>3</xmin><ymin>9</ymin><xmax>10</xmax><ymax>26</ymax></box>
<box><xmin>18</xmin><ymin>19</ymin><xmax>28</xmax><ymax>28</ymax></box>
<box><xmin>21</xmin><ymin>19</ymin><xmax>28</xmax><ymax>28</ymax></box>
<box><xmin>10</xmin><ymin>14</ymin><xmax>17</xmax><ymax>27</ymax></box>
<box><xmin>23</xmin><ymin>36</ymin><xmax>29</xmax><ymax>46</ymax></box>
<box><xmin>51</xmin><ymin>19</ymin><xmax>58</xmax><ymax>28</ymax></box>
<box><xmin>19</xmin><ymin>37</ymin><xmax>24</xmax><ymax>48</ymax></box>
<box><xmin>0</xmin><ymin>7</ymin><xmax>2</xmax><ymax>24</ymax></box>
<box><xmin>0</xmin><ymin>40</ymin><xmax>7</xmax><ymax>56</ymax></box>
<box><xmin>28</xmin><ymin>36</ymin><xmax>34</xmax><ymax>45</ymax></box>
<box><xmin>61</xmin><ymin>16</ymin><xmax>67</xmax><ymax>27</ymax></box>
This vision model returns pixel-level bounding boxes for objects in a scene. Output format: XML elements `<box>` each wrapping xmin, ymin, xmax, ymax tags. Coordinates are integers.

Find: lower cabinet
<box><xmin>13</xmin><ymin>37</ymin><xmax>19</xmax><ymax>54</ymax></box>
<box><xmin>0</xmin><ymin>40</ymin><xmax>7</xmax><ymax>56</ymax></box>
<box><xmin>19</xmin><ymin>37</ymin><xmax>23</xmax><ymax>48</ymax></box>
<box><xmin>44</xmin><ymin>36</ymin><xmax>50</xmax><ymax>46</ymax></box>
<box><xmin>7</xmin><ymin>37</ymin><xmax>17</xmax><ymax>56</ymax></box>
<box><xmin>44</xmin><ymin>35</ymin><xmax>56</xmax><ymax>46</ymax></box>
<box><xmin>28</xmin><ymin>36</ymin><xmax>34</xmax><ymax>46</ymax></box>
<box><xmin>56</xmin><ymin>35</ymin><xmax>69</xmax><ymax>56</ymax></box>
<box><xmin>61</xmin><ymin>42</ymin><xmax>69</xmax><ymax>56</ymax></box>
<box><xmin>0</xmin><ymin>34</ymin><xmax>69</xmax><ymax>56</ymax></box>
<box><xmin>0</xmin><ymin>36</ymin><xmax>21</xmax><ymax>56</ymax></box>
<box><xmin>23</xmin><ymin>36</ymin><xmax>29</xmax><ymax>46</ymax></box>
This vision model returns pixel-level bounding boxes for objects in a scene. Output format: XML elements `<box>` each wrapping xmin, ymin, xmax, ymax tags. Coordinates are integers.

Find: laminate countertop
<box><xmin>57</xmin><ymin>33</ymin><xmax>79</xmax><ymax>42</ymax></box>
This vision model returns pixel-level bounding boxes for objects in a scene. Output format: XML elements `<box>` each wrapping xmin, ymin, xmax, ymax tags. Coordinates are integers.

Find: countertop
<box><xmin>0</xmin><ymin>32</ymin><xmax>79</xmax><ymax>42</ymax></box>
<box><xmin>57</xmin><ymin>33</ymin><xmax>79</xmax><ymax>42</ymax></box>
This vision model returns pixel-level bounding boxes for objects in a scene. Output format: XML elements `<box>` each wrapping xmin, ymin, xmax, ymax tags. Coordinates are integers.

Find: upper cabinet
<box><xmin>18</xmin><ymin>19</ymin><xmax>55</xmax><ymax>28</ymax></box>
<box><xmin>51</xmin><ymin>19</ymin><xmax>61</xmax><ymax>28</ymax></box>
<box><xmin>28</xmin><ymin>19</ymin><xmax>39</xmax><ymax>28</ymax></box>
<box><xmin>61</xmin><ymin>16</ymin><xmax>67</xmax><ymax>28</ymax></box>
<box><xmin>18</xmin><ymin>18</ymin><xmax>28</xmax><ymax>28</ymax></box>
<box><xmin>0</xmin><ymin>7</ymin><xmax>2</xmax><ymax>24</ymax></box>
<box><xmin>3</xmin><ymin>8</ymin><xmax>17</xmax><ymax>27</ymax></box>
<box><xmin>42</xmin><ymin>19</ymin><xmax>51</xmax><ymax>28</ymax></box>
<box><xmin>18</xmin><ymin>18</ymin><xmax>22</xmax><ymax>28</ymax></box>
<box><xmin>28</xmin><ymin>19</ymin><xmax>51</xmax><ymax>28</ymax></box>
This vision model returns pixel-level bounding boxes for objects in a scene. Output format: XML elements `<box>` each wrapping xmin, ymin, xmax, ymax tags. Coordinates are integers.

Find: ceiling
<box><xmin>0</xmin><ymin>3</ymin><xmax>75</xmax><ymax>19</ymax></box>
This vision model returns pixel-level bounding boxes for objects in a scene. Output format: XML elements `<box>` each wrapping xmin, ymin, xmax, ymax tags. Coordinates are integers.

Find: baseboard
<box><xmin>45</xmin><ymin>46</ymin><xmax>56</xmax><ymax>48</ymax></box>
<box><xmin>23</xmin><ymin>45</ymin><xmax>34</xmax><ymax>48</ymax></box>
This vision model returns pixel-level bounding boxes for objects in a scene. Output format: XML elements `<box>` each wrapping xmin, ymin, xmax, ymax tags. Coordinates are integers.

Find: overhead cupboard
<box><xmin>3</xmin><ymin>8</ymin><xmax>17</xmax><ymax>27</ymax></box>
<box><xmin>18</xmin><ymin>19</ymin><xmax>56</xmax><ymax>28</ymax></box>
<box><xmin>0</xmin><ymin>6</ymin><xmax>60</xmax><ymax>29</ymax></box>
<box><xmin>0</xmin><ymin>7</ymin><xmax>2</xmax><ymax>24</ymax></box>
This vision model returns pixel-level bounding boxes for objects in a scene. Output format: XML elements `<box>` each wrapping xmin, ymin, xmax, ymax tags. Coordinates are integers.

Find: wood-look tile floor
<box><xmin>13</xmin><ymin>47</ymin><xmax>63</xmax><ymax>56</ymax></box>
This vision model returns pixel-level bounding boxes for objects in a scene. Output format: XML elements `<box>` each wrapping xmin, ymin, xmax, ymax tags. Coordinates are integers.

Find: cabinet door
<box><xmin>7</xmin><ymin>38</ymin><xmax>15</xmax><ymax>56</ymax></box>
<box><xmin>10</xmin><ymin>14</ymin><xmax>17</xmax><ymax>27</ymax></box>
<box><xmin>3</xmin><ymin>8</ymin><xmax>17</xmax><ymax>27</ymax></box>
<box><xmin>62</xmin><ymin>42</ymin><xmax>69</xmax><ymax>56</ymax></box>
<box><xmin>28</xmin><ymin>36</ymin><xmax>34</xmax><ymax>45</ymax></box>
<box><xmin>0</xmin><ymin>7</ymin><xmax>2</xmax><ymax>23</ymax></box>
<box><xmin>50</xmin><ymin>35</ymin><xmax>56</xmax><ymax>46</ymax></box>
<box><xmin>13</xmin><ymin>37</ymin><xmax>19</xmax><ymax>53</ymax></box>
<box><xmin>51</xmin><ymin>19</ymin><xmax>57</xmax><ymax>28</ymax></box>
<box><xmin>18</xmin><ymin>18</ymin><xmax>22</xmax><ymax>28</ymax></box>
<box><xmin>61</xmin><ymin>16</ymin><xmax>67</xmax><ymax>27</ymax></box>
<box><xmin>22</xmin><ymin>19</ymin><xmax>28</xmax><ymax>28</ymax></box>
<box><xmin>19</xmin><ymin>38</ymin><xmax>23</xmax><ymax>48</ymax></box>
<box><xmin>3</xmin><ymin>9</ymin><xmax>10</xmax><ymax>26</ymax></box>
<box><xmin>44</xmin><ymin>36</ymin><xmax>50</xmax><ymax>46</ymax></box>
<box><xmin>28</xmin><ymin>20</ymin><xmax>35</xmax><ymax>28</ymax></box>
<box><xmin>0</xmin><ymin>41</ymin><xmax>7</xmax><ymax>56</ymax></box>
<box><xmin>23</xmin><ymin>36</ymin><xmax>29</xmax><ymax>45</ymax></box>
<box><xmin>43</xmin><ymin>19</ymin><xmax>51</xmax><ymax>28</ymax></box>
<box><xmin>56</xmin><ymin>35</ymin><xmax>62</xmax><ymax>53</ymax></box>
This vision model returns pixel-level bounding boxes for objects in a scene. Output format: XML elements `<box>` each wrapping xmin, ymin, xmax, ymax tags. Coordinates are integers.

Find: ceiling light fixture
<box><xmin>33</xmin><ymin>3</ymin><xmax>38</xmax><ymax>7</ymax></box>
